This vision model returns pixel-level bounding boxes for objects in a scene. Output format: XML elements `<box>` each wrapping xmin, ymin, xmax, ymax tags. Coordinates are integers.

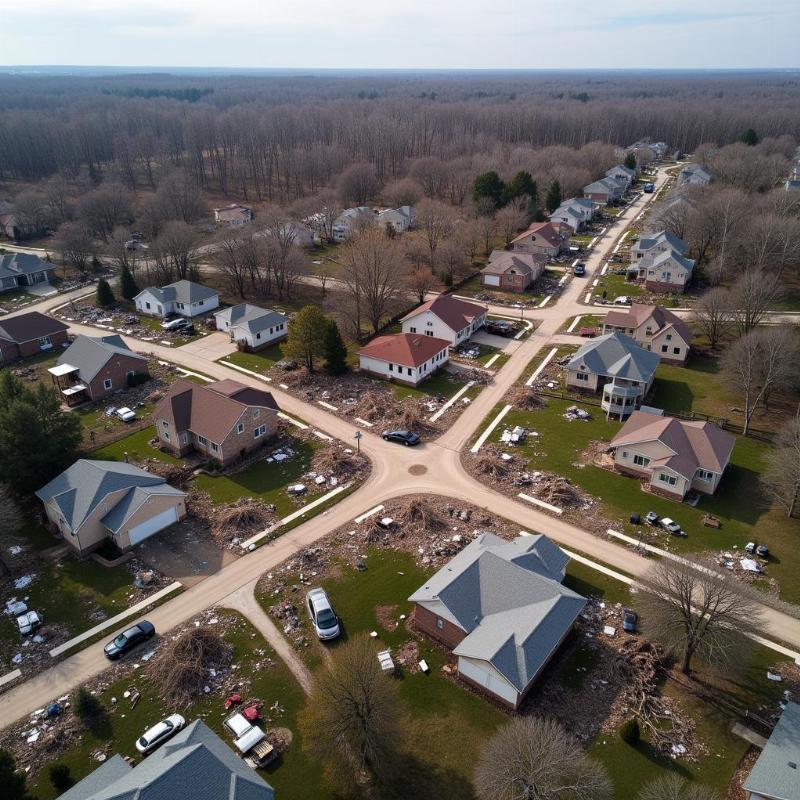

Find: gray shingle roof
<box><xmin>649</xmin><ymin>248</ymin><xmax>695</xmax><ymax>273</ymax></box>
<box><xmin>59</xmin><ymin>720</ymin><xmax>274</xmax><ymax>800</ymax></box>
<box><xmin>568</xmin><ymin>332</ymin><xmax>660</xmax><ymax>384</ymax></box>
<box><xmin>409</xmin><ymin>533</ymin><xmax>584</xmax><ymax>693</ymax></box>
<box><xmin>101</xmin><ymin>484</ymin><xmax>187</xmax><ymax>533</ymax></box>
<box><xmin>215</xmin><ymin>304</ymin><xmax>288</xmax><ymax>335</ymax></box>
<box><xmin>743</xmin><ymin>702</ymin><xmax>800</xmax><ymax>800</ymax></box>
<box><xmin>35</xmin><ymin>459</ymin><xmax>183</xmax><ymax>534</ymax></box>
<box><xmin>631</xmin><ymin>230</ymin><xmax>689</xmax><ymax>255</ymax></box>
<box><xmin>138</xmin><ymin>280</ymin><xmax>218</xmax><ymax>305</ymax></box>
<box><xmin>56</xmin><ymin>334</ymin><xmax>146</xmax><ymax>382</ymax></box>
<box><xmin>0</xmin><ymin>252</ymin><xmax>53</xmax><ymax>280</ymax></box>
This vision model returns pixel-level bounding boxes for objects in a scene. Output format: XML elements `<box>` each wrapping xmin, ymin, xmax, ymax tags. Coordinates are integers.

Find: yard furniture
<box><xmin>702</xmin><ymin>514</ymin><xmax>721</xmax><ymax>529</ymax></box>
<box><xmin>377</xmin><ymin>649</ymin><xmax>396</xmax><ymax>674</ymax></box>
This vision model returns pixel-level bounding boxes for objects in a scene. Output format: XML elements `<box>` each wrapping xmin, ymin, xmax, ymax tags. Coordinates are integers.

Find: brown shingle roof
<box><xmin>359</xmin><ymin>333</ymin><xmax>450</xmax><ymax>368</ymax></box>
<box><xmin>401</xmin><ymin>295</ymin><xmax>486</xmax><ymax>333</ymax></box>
<box><xmin>154</xmin><ymin>379</ymin><xmax>278</xmax><ymax>443</ymax></box>
<box><xmin>610</xmin><ymin>411</ymin><xmax>735</xmax><ymax>480</ymax></box>
<box><xmin>604</xmin><ymin>304</ymin><xmax>692</xmax><ymax>344</ymax></box>
<box><xmin>481</xmin><ymin>250</ymin><xmax>546</xmax><ymax>278</ymax></box>
<box><xmin>0</xmin><ymin>312</ymin><xmax>68</xmax><ymax>344</ymax></box>
<box><xmin>510</xmin><ymin>221</ymin><xmax>562</xmax><ymax>247</ymax></box>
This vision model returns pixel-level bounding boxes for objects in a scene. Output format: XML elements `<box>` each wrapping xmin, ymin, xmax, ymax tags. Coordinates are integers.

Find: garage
<box><xmin>483</xmin><ymin>274</ymin><xmax>500</xmax><ymax>287</ymax></box>
<box><xmin>458</xmin><ymin>656</ymin><xmax>519</xmax><ymax>707</ymax></box>
<box><xmin>127</xmin><ymin>506</ymin><xmax>180</xmax><ymax>546</ymax></box>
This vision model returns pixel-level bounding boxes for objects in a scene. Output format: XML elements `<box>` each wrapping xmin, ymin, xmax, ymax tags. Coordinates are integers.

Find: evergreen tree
<box><xmin>504</xmin><ymin>170</ymin><xmax>538</xmax><ymax>214</ymax></box>
<box><xmin>119</xmin><ymin>263</ymin><xmax>139</xmax><ymax>301</ymax></box>
<box><xmin>75</xmin><ymin>686</ymin><xmax>104</xmax><ymax>722</ymax></box>
<box><xmin>545</xmin><ymin>180</ymin><xmax>562</xmax><ymax>213</ymax></box>
<box><xmin>96</xmin><ymin>278</ymin><xmax>115</xmax><ymax>307</ymax></box>
<box><xmin>323</xmin><ymin>320</ymin><xmax>349</xmax><ymax>376</ymax></box>
<box><xmin>624</xmin><ymin>151</ymin><xmax>637</xmax><ymax>170</ymax></box>
<box><xmin>0</xmin><ymin>749</ymin><xmax>35</xmax><ymax>800</ymax></box>
<box><xmin>49</xmin><ymin>763</ymin><xmax>76</xmax><ymax>792</ymax></box>
<box><xmin>282</xmin><ymin>305</ymin><xmax>328</xmax><ymax>372</ymax></box>
<box><xmin>472</xmin><ymin>171</ymin><xmax>505</xmax><ymax>209</ymax></box>
<box><xmin>740</xmin><ymin>128</ymin><xmax>759</xmax><ymax>146</ymax></box>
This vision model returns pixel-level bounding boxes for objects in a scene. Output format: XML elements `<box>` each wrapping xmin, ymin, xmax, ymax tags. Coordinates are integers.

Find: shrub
<box><xmin>96</xmin><ymin>278</ymin><xmax>115</xmax><ymax>307</ymax></box>
<box><xmin>74</xmin><ymin>686</ymin><xmax>103</xmax><ymax>723</ymax></box>
<box><xmin>49</xmin><ymin>764</ymin><xmax>75</xmax><ymax>792</ymax></box>
<box><xmin>126</xmin><ymin>371</ymin><xmax>149</xmax><ymax>387</ymax></box>
<box><xmin>619</xmin><ymin>717</ymin><xmax>640</xmax><ymax>745</ymax></box>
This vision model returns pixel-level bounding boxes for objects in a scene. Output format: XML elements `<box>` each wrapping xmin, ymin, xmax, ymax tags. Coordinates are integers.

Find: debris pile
<box><xmin>563</xmin><ymin>405</ymin><xmax>592</xmax><ymax>422</ymax></box>
<box><xmin>507</xmin><ymin>386</ymin><xmax>547</xmax><ymax>411</ymax></box>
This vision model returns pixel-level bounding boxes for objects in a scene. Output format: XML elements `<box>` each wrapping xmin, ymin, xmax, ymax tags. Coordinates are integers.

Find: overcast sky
<box><xmin>1</xmin><ymin>0</ymin><xmax>797</xmax><ymax>70</ymax></box>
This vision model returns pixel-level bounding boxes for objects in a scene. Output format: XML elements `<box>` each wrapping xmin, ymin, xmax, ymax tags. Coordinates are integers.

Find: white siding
<box><xmin>458</xmin><ymin>656</ymin><xmax>519</xmax><ymax>706</ymax></box>
<box><xmin>359</xmin><ymin>348</ymin><xmax>449</xmax><ymax>386</ymax></box>
<box><xmin>401</xmin><ymin>309</ymin><xmax>486</xmax><ymax>346</ymax></box>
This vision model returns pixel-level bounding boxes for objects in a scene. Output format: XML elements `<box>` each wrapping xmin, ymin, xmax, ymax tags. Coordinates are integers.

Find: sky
<box><xmin>0</xmin><ymin>0</ymin><xmax>798</xmax><ymax>71</ymax></box>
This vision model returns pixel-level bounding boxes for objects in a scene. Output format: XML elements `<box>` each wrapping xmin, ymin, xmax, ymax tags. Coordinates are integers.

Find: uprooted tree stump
<box><xmin>312</xmin><ymin>445</ymin><xmax>366</xmax><ymax>479</ymax></box>
<box><xmin>473</xmin><ymin>449</ymin><xmax>511</xmax><ymax>480</ymax></box>
<box><xmin>148</xmin><ymin>627</ymin><xmax>233</xmax><ymax>708</ymax></box>
<box><xmin>395</xmin><ymin>497</ymin><xmax>447</xmax><ymax>532</ymax></box>
<box><xmin>213</xmin><ymin>498</ymin><xmax>276</xmax><ymax>537</ymax></box>
<box><xmin>507</xmin><ymin>385</ymin><xmax>547</xmax><ymax>411</ymax></box>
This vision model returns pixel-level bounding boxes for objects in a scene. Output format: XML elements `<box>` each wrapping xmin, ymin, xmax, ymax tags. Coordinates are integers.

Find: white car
<box><xmin>660</xmin><ymin>517</ymin><xmax>683</xmax><ymax>536</ymax></box>
<box><xmin>116</xmin><ymin>407</ymin><xmax>136</xmax><ymax>423</ymax></box>
<box><xmin>17</xmin><ymin>609</ymin><xmax>42</xmax><ymax>635</ymax></box>
<box><xmin>306</xmin><ymin>587</ymin><xmax>341</xmax><ymax>641</ymax></box>
<box><xmin>160</xmin><ymin>317</ymin><xmax>190</xmax><ymax>331</ymax></box>
<box><xmin>136</xmin><ymin>713</ymin><xmax>186</xmax><ymax>754</ymax></box>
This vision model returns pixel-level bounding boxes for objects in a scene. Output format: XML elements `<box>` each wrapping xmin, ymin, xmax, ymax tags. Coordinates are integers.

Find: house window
<box><xmin>181</xmin><ymin>433</ymin><xmax>188</xmax><ymax>444</ymax></box>
<box><xmin>426</xmin><ymin>330</ymin><xmax>433</xmax><ymax>337</ymax></box>
<box><xmin>103</xmin><ymin>378</ymin><xmax>113</xmax><ymax>390</ymax></box>
<box><xmin>658</xmin><ymin>473</ymin><xmax>678</xmax><ymax>487</ymax></box>
<box><xmin>145</xmin><ymin>302</ymin><xmax>151</xmax><ymax>310</ymax></box>
<box><xmin>210</xmin><ymin>442</ymin><xmax>219</xmax><ymax>453</ymax></box>
<box><xmin>256</xmin><ymin>332</ymin><xmax>261</xmax><ymax>340</ymax></box>
<box><xmin>407</xmin><ymin>367</ymin><xmax>412</xmax><ymax>376</ymax></box>
<box><xmin>409</xmin><ymin>326</ymin><xmax>417</xmax><ymax>333</ymax></box>
<box><xmin>162</xmin><ymin>420</ymin><xmax>169</xmax><ymax>429</ymax></box>
<box><xmin>164</xmin><ymin>431</ymin><xmax>170</xmax><ymax>441</ymax></box>
<box><xmin>576</xmin><ymin>372</ymin><xmax>589</xmax><ymax>382</ymax></box>
<box><xmin>38</xmin><ymin>336</ymin><xmax>51</xmax><ymax>348</ymax></box>
<box><xmin>389</xmin><ymin>363</ymin><xmax>394</xmax><ymax>372</ymax></box>
<box><xmin>197</xmin><ymin>435</ymin><xmax>208</xmax><ymax>446</ymax></box>
<box><xmin>426</xmin><ymin>321</ymin><xmax>433</xmax><ymax>326</ymax></box>
<box><xmin>673</xmin><ymin>347</ymin><xmax>681</xmax><ymax>355</ymax></box>
<box><xmin>254</xmin><ymin>409</ymin><xmax>260</xmax><ymax>419</ymax></box>
<box><xmin>697</xmin><ymin>469</ymin><xmax>714</xmax><ymax>481</ymax></box>
<box><xmin>436</xmin><ymin>617</ymin><xmax>444</xmax><ymax>630</ymax></box>
<box><xmin>198</xmin><ymin>300</ymin><xmax>204</xmax><ymax>306</ymax></box>
<box><xmin>633</xmin><ymin>454</ymin><xmax>651</xmax><ymax>467</ymax></box>
<box><xmin>237</xmin><ymin>423</ymin><xmax>245</xmax><ymax>434</ymax></box>
<box><xmin>622</xmin><ymin>451</ymin><xmax>628</xmax><ymax>458</ymax></box>
<box><xmin>666</xmin><ymin>334</ymin><xmax>672</xmax><ymax>341</ymax></box>
<box><xmin>661</xmin><ymin>345</ymin><xmax>668</xmax><ymax>353</ymax></box>
<box><xmin>254</xmin><ymin>425</ymin><xmax>267</xmax><ymax>439</ymax></box>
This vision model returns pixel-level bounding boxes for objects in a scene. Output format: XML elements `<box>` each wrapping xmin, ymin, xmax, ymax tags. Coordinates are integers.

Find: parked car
<box><xmin>306</xmin><ymin>588</ymin><xmax>341</xmax><ymax>641</ymax></box>
<box><xmin>223</xmin><ymin>711</ymin><xmax>275</xmax><ymax>766</ymax></box>
<box><xmin>745</xmin><ymin>541</ymin><xmax>756</xmax><ymax>554</ymax></box>
<box><xmin>160</xmin><ymin>317</ymin><xmax>191</xmax><ymax>331</ymax></box>
<box><xmin>104</xmin><ymin>620</ymin><xmax>155</xmax><ymax>660</ymax></box>
<box><xmin>643</xmin><ymin>183</ymin><xmax>655</xmax><ymax>193</ymax></box>
<box><xmin>612</xmin><ymin>295</ymin><xmax>629</xmax><ymax>305</ymax></box>
<box><xmin>485</xmin><ymin>320</ymin><xmax>517</xmax><ymax>337</ymax></box>
<box><xmin>136</xmin><ymin>714</ymin><xmax>186</xmax><ymax>755</ymax></box>
<box><xmin>645</xmin><ymin>511</ymin><xmax>659</xmax><ymax>526</ymax></box>
<box><xmin>116</xmin><ymin>407</ymin><xmax>136</xmax><ymax>423</ymax></box>
<box><xmin>621</xmin><ymin>608</ymin><xmax>638</xmax><ymax>633</ymax></box>
<box><xmin>17</xmin><ymin>609</ymin><xmax>42</xmax><ymax>636</ymax></box>
<box><xmin>573</xmin><ymin>262</ymin><xmax>586</xmax><ymax>277</ymax></box>
<box><xmin>660</xmin><ymin>517</ymin><xmax>684</xmax><ymax>536</ymax></box>
<box><xmin>382</xmin><ymin>430</ymin><xmax>420</xmax><ymax>446</ymax></box>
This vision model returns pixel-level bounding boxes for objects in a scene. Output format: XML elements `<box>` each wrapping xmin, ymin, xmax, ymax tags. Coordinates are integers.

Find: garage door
<box><xmin>483</xmin><ymin>274</ymin><xmax>500</xmax><ymax>287</ymax></box>
<box><xmin>128</xmin><ymin>506</ymin><xmax>179</xmax><ymax>546</ymax></box>
<box><xmin>458</xmin><ymin>657</ymin><xmax>518</xmax><ymax>705</ymax></box>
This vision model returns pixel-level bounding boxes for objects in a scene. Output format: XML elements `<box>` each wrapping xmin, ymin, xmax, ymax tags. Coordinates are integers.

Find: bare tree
<box><xmin>692</xmin><ymin>287</ymin><xmax>735</xmax><ymax>350</ymax></box>
<box><xmin>154</xmin><ymin>170</ymin><xmax>207</xmax><ymax>224</ymax></box>
<box><xmin>635</xmin><ymin>559</ymin><xmax>760</xmax><ymax>675</ymax></box>
<box><xmin>474</xmin><ymin>716</ymin><xmax>611</xmax><ymax>800</ymax></box>
<box><xmin>761</xmin><ymin>416</ymin><xmax>800</xmax><ymax>518</ymax></box>
<box><xmin>407</xmin><ymin>265</ymin><xmax>435</xmax><ymax>304</ymax></box>
<box><xmin>215</xmin><ymin>230</ymin><xmax>250</xmax><ymax>298</ymax></box>
<box><xmin>0</xmin><ymin>484</ymin><xmax>23</xmax><ymax>577</ymax></box>
<box><xmin>473</xmin><ymin>199</ymin><xmax>498</xmax><ymax>257</ymax></box>
<box><xmin>415</xmin><ymin>198</ymin><xmax>456</xmax><ymax>269</ymax></box>
<box><xmin>149</xmin><ymin>221</ymin><xmax>198</xmax><ymax>283</ymax></box>
<box><xmin>56</xmin><ymin>221</ymin><xmax>95</xmax><ymax>272</ymax></box>
<box><xmin>11</xmin><ymin>190</ymin><xmax>51</xmax><ymax>239</ymax></box>
<box><xmin>337</xmin><ymin>163</ymin><xmax>379</xmax><ymax>206</ymax></box>
<box><xmin>299</xmin><ymin>634</ymin><xmax>399</xmax><ymax>785</ymax></box>
<box><xmin>107</xmin><ymin>226</ymin><xmax>140</xmax><ymax>278</ymax></box>
<box><xmin>720</xmin><ymin>326</ymin><xmax>800</xmax><ymax>435</ymax></box>
<box><xmin>729</xmin><ymin>269</ymin><xmax>783</xmax><ymax>335</ymax></box>
<box><xmin>76</xmin><ymin>183</ymin><xmax>133</xmax><ymax>240</ymax></box>
<box><xmin>496</xmin><ymin>199</ymin><xmax>530</xmax><ymax>246</ymax></box>
<box><xmin>382</xmin><ymin>177</ymin><xmax>423</xmax><ymax>208</ymax></box>
<box><xmin>637</xmin><ymin>774</ymin><xmax>721</xmax><ymax>800</ymax></box>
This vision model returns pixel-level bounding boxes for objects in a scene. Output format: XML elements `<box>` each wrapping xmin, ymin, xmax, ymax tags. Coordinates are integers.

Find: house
<box><xmin>786</xmin><ymin>179</ymin><xmax>800</xmax><ymax>192</ymax></box>
<box><xmin>602</xmin><ymin>304</ymin><xmax>692</xmax><ymax>364</ymax></box>
<box><xmin>0</xmin><ymin>253</ymin><xmax>56</xmax><ymax>293</ymax></box>
<box><xmin>48</xmin><ymin>334</ymin><xmax>149</xmax><ymax>406</ymax></box>
<box><xmin>214</xmin><ymin>304</ymin><xmax>288</xmax><ymax>350</ymax></box>
<box><xmin>630</xmin><ymin>230</ymin><xmax>689</xmax><ymax>263</ymax></box>
<box><xmin>135</xmin><ymin>280</ymin><xmax>220</xmax><ymax>318</ymax></box>
<box><xmin>678</xmin><ymin>163</ymin><xmax>712</xmax><ymax>187</ymax></box>
<box><xmin>36</xmin><ymin>460</ymin><xmax>187</xmax><ymax>554</ymax></box>
<box><xmin>0</xmin><ymin>211</ymin><xmax>19</xmax><ymax>240</ymax></box>
<box><xmin>57</xmin><ymin>720</ymin><xmax>274</xmax><ymax>800</ymax></box>
<box><xmin>332</xmin><ymin>207</ymin><xmax>375</xmax><ymax>242</ymax></box>
<box><xmin>266</xmin><ymin>221</ymin><xmax>316</xmax><ymax>248</ymax></box>
<box><xmin>481</xmin><ymin>250</ymin><xmax>546</xmax><ymax>292</ymax></box>
<box><xmin>549</xmin><ymin>204</ymin><xmax>588</xmax><ymax>234</ymax></box>
<box><xmin>153</xmin><ymin>378</ymin><xmax>279</xmax><ymax>467</ymax></box>
<box><xmin>606</xmin><ymin>164</ymin><xmax>636</xmax><ymax>186</ymax></box>
<box><xmin>358</xmin><ymin>332</ymin><xmax>449</xmax><ymax>387</ymax></box>
<box><xmin>409</xmin><ymin>532</ymin><xmax>585</xmax><ymax>709</ymax></box>
<box><xmin>628</xmin><ymin>140</ymin><xmax>669</xmax><ymax>163</ymax></box>
<box><xmin>641</xmin><ymin>249</ymin><xmax>695</xmax><ymax>293</ymax></box>
<box><xmin>742</xmin><ymin>702</ymin><xmax>800</xmax><ymax>800</ymax></box>
<box><xmin>510</xmin><ymin>221</ymin><xmax>567</xmax><ymax>258</ymax></box>
<box><xmin>609</xmin><ymin>411</ymin><xmax>735</xmax><ymax>500</ymax></box>
<box><xmin>583</xmin><ymin>177</ymin><xmax>625</xmax><ymax>204</ymax></box>
<box><xmin>566</xmin><ymin>332</ymin><xmax>660</xmax><ymax>418</ymax></box>
<box><xmin>401</xmin><ymin>294</ymin><xmax>487</xmax><ymax>347</ymax></box>
<box><xmin>213</xmin><ymin>204</ymin><xmax>253</xmax><ymax>227</ymax></box>
<box><xmin>378</xmin><ymin>205</ymin><xmax>415</xmax><ymax>234</ymax></box>
<box><xmin>0</xmin><ymin>312</ymin><xmax>69</xmax><ymax>363</ymax></box>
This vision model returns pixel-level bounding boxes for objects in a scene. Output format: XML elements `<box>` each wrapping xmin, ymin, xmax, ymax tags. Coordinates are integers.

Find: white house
<box><xmin>605</xmin><ymin>164</ymin><xmax>636</xmax><ymax>187</ymax></box>
<box><xmin>331</xmin><ymin>207</ymin><xmax>375</xmax><ymax>242</ymax></box>
<box><xmin>214</xmin><ymin>204</ymin><xmax>253</xmax><ymax>227</ymax></box>
<box><xmin>378</xmin><ymin>206</ymin><xmax>415</xmax><ymax>234</ymax></box>
<box><xmin>678</xmin><ymin>163</ymin><xmax>712</xmax><ymax>187</ymax></box>
<box><xmin>214</xmin><ymin>304</ymin><xmax>288</xmax><ymax>350</ymax></box>
<box><xmin>549</xmin><ymin>204</ymin><xmax>588</xmax><ymax>233</ymax></box>
<box><xmin>134</xmin><ymin>280</ymin><xmax>220</xmax><ymax>318</ymax></box>
<box><xmin>358</xmin><ymin>332</ymin><xmax>449</xmax><ymax>386</ymax></box>
<box><xmin>401</xmin><ymin>295</ymin><xmax>487</xmax><ymax>347</ymax></box>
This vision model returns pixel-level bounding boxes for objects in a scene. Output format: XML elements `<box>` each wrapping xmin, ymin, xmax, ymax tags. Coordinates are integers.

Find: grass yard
<box><xmin>91</xmin><ymin>426</ymin><xmax>182</xmax><ymax>465</ymax></box>
<box><xmin>559</xmin><ymin>313</ymin><xmax>605</xmax><ymax>334</ymax></box>
<box><xmin>391</xmin><ymin>369</ymin><xmax>482</xmax><ymax>403</ymax></box>
<box><xmin>219</xmin><ymin>343</ymin><xmax>286</xmax><ymax>375</ymax></box>
<box><xmin>594</xmin><ymin>273</ymin><xmax>683</xmax><ymax>308</ymax></box>
<box><xmin>25</xmin><ymin>613</ymin><xmax>327</xmax><ymax>800</ymax></box>
<box><xmin>456</xmin><ymin>275</ymin><xmax>545</xmax><ymax>305</ymax></box>
<box><xmin>476</xmin><ymin>396</ymin><xmax>800</xmax><ymax>603</ymax></box>
<box><xmin>0</xmin><ymin>285</ymin><xmax>38</xmax><ymax>311</ymax></box>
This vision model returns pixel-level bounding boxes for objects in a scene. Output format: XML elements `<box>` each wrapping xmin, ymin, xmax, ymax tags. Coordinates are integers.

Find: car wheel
<box><xmin>404</xmin><ymin>441</ymin><xmax>410</xmax><ymax>446</ymax></box>
<box><xmin>383</xmin><ymin>435</ymin><xmax>389</xmax><ymax>441</ymax></box>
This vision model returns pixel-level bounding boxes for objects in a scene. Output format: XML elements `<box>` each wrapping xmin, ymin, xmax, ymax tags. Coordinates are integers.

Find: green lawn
<box><xmin>0</xmin><ymin>285</ymin><xmax>38</xmax><ymax>309</ymax></box>
<box><xmin>91</xmin><ymin>426</ymin><xmax>182</xmax><ymax>465</ymax></box>
<box><xmin>391</xmin><ymin>370</ymin><xmax>480</xmax><ymax>402</ymax></box>
<box><xmin>593</xmin><ymin>273</ymin><xmax>681</xmax><ymax>308</ymax></box>
<box><xmin>475</xmin><ymin>397</ymin><xmax>800</xmax><ymax>603</ymax></box>
<box><xmin>457</xmin><ymin>275</ymin><xmax>545</xmax><ymax>304</ymax></box>
<box><xmin>559</xmin><ymin>314</ymin><xmax>605</xmax><ymax>334</ymax></box>
<box><xmin>219</xmin><ymin>343</ymin><xmax>285</xmax><ymax>374</ymax></box>
<box><xmin>25</xmin><ymin>613</ymin><xmax>326</xmax><ymax>800</ymax></box>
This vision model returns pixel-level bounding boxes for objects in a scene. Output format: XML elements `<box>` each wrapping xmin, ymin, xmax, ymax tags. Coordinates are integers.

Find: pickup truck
<box><xmin>224</xmin><ymin>712</ymin><xmax>276</xmax><ymax>767</ymax></box>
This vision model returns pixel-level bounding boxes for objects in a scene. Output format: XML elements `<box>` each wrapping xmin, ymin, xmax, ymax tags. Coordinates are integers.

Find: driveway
<box><xmin>176</xmin><ymin>331</ymin><xmax>238</xmax><ymax>360</ymax></box>
<box><xmin>470</xmin><ymin>331</ymin><xmax>516</xmax><ymax>350</ymax></box>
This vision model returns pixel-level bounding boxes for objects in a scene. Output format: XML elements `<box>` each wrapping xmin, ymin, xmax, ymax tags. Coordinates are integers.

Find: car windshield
<box><xmin>316</xmin><ymin>609</ymin><xmax>337</xmax><ymax>628</ymax></box>
<box><xmin>112</xmin><ymin>633</ymin><xmax>128</xmax><ymax>647</ymax></box>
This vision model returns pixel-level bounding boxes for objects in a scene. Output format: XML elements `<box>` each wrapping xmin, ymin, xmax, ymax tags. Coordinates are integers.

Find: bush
<box><xmin>126</xmin><ymin>371</ymin><xmax>149</xmax><ymax>388</ymax></box>
<box><xmin>75</xmin><ymin>686</ymin><xmax>103</xmax><ymax>722</ymax></box>
<box><xmin>96</xmin><ymin>278</ymin><xmax>115</xmax><ymax>307</ymax></box>
<box><xmin>619</xmin><ymin>717</ymin><xmax>640</xmax><ymax>745</ymax></box>
<box><xmin>49</xmin><ymin>764</ymin><xmax>75</xmax><ymax>792</ymax></box>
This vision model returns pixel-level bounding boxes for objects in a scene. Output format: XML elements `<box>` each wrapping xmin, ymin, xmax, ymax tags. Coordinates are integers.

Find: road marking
<box><xmin>0</xmin><ymin>669</ymin><xmax>21</xmax><ymax>688</ymax></box>
<box><xmin>49</xmin><ymin>582</ymin><xmax>183</xmax><ymax>658</ymax></box>
<box><xmin>483</xmin><ymin>354</ymin><xmax>500</xmax><ymax>369</ymax></box>
<box><xmin>591</xmin><ymin>278</ymin><xmax>599</xmax><ymax>287</ymax></box>
<box><xmin>355</xmin><ymin>504</ymin><xmax>385</xmax><ymax>523</ymax></box>
<box><xmin>313</xmin><ymin>430</ymin><xmax>333</xmax><ymax>441</ymax></box>
<box><xmin>567</xmin><ymin>316</ymin><xmax>582</xmax><ymax>333</ymax></box>
<box><xmin>558</xmin><ymin>273</ymin><xmax>569</xmax><ymax>286</ymax></box>
<box><xmin>588</xmin><ymin>236</ymin><xmax>599</xmax><ymax>249</ymax></box>
<box><xmin>277</xmin><ymin>411</ymin><xmax>308</xmax><ymax>429</ymax></box>
<box><xmin>470</xmin><ymin>403</ymin><xmax>513</xmax><ymax>453</ymax></box>
<box><xmin>538</xmin><ymin>294</ymin><xmax>553</xmax><ymax>308</ymax></box>
<box><xmin>430</xmin><ymin>380</ymin><xmax>476</xmax><ymax>421</ymax></box>
<box><xmin>317</xmin><ymin>400</ymin><xmax>338</xmax><ymax>411</ymax></box>
<box><xmin>355</xmin><ymin>417</ymin><xmax>373</xmax><ymax>427</ymax></box>
<box><xmin>583</xmin><ymin>291</ymin><xmax>592</xmax><ymax>304</ymax></box>
<box><xmin>601</xmin><ymin>263</ymin><xmax>609</xmax><ymax>275</ymax></box>
<box><xmin>525</xmin><ymin>346</ymin><xmax>558</xmax><ymax>387</ymax></box>
<box><xmin>279</xmin><ymin>382</ymin><xmax>289</xmax><ymax>389</ymax></box>
<box><xmin>518</xmin><ymin>493</ymin><xmax>563</xmax><ymax>515</ymax></box>
<box><xmin>222</xmin><ymin>359</ymin><xmax>272</xmax><ymax>382</ymax></box>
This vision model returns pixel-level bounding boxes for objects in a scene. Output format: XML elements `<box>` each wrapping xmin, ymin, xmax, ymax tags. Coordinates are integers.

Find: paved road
<box><xmin>5</xmin><ymin>164</ymin><xmax>800</xmax><ymax>727</ymax></box>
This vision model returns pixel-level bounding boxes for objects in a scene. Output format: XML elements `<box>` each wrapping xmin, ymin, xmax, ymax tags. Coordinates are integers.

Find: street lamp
<box><xmin>353</xmin><ymin>430</ymin><xmax>363</xmax><ymax>454</ymax></box>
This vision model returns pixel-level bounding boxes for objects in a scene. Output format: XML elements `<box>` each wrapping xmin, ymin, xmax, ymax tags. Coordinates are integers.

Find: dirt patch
<box><xmin>394</xmin><ymin>639</ymin><xmax>420</xmax><ymax>673</ymax></box>
<box><xmin>375</xmin><ymin>604</ymin><xmax>399</xmax><ymax>631</ymax></box>
<box><xmin>266</xmin><ymin>726</ymin><xmax>293</xmax><ymax>753</ymax></box>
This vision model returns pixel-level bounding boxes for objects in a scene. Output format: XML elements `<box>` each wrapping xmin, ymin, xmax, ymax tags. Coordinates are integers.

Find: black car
<box><xmin>104</xmin><ymin>621</ymin><xmax>155</xmax><ymax>660</ymax></box>
<box><xmin>382</xmin><ymin>430</ymin><xmax>420</xmax><ymax>446</ymax></box>
<box><xmin>573</xmin><ymin>262</ymin><xmax>586</xmax><ymax>277</ymax></box>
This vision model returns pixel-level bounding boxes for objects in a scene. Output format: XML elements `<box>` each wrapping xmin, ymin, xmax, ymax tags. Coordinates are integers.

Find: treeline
<box><xmin>1</xmin><ymin>72</ymin><xmax>800</xmax><ymax>198</ymax></box>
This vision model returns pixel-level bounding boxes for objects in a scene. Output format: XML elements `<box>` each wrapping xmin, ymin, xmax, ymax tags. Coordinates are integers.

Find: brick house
<box><xmin>601</xmin><ymin>304</ymin><xmax>692</xmax><ymax>365</ymax></box>
<box><xmin>153</xmin><ymin>378</ymin><xmax>280</xmax><ymax>467</ymax></box>
<box><xmin>48</xmin><ymin>335</ymin><xmax>149</xmax><ymax>406</ymax></box>
<box><xmin>0</xmin><ymin>312</ymin><xmax>69</xmax><ymax>363</ymax></box>
<box><xmin>510</xmin><ymin>222</ymin><xmax>567</xmax><ymax>258</ymax></box>
<box><xmin>480</xmin><ymin>250</ymin><xmax>546</xmax><ymax>292</ymax></box>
